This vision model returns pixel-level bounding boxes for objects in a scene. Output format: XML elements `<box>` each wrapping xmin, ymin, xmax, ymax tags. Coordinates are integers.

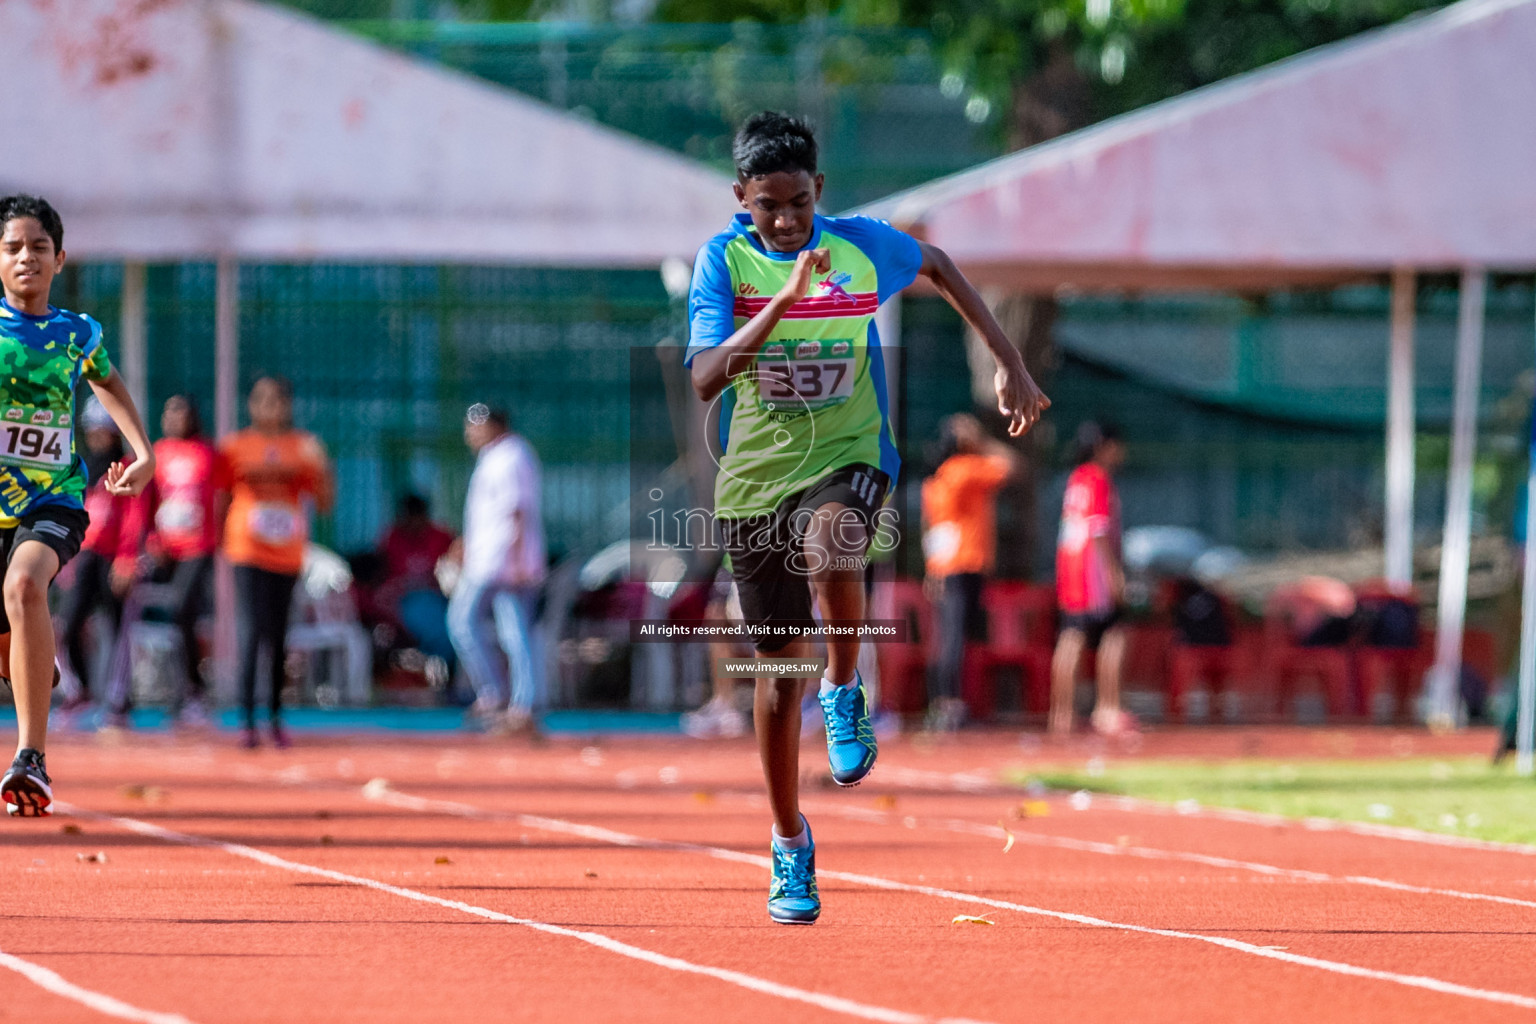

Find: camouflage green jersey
<box><xmin>0</xmin><ymin>299</ymin><xmax>113</xmax><ymax>526</ymax></box>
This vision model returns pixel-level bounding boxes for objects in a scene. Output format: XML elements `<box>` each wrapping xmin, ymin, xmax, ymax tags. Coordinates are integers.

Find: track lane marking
<box><xmin>229</xmin><ymin>759</ymin><xmax>1536</xmax><ymax>909</ymax></box>
<box><xmin>362</xmin><ymin>784</ymin><xmax>1536</xmax><ymax>1012</ymax></box>
<box><xmin>56</xmin><ymin>803</ymin><xmax>991</xmax><ymax>1024</ymax></box>
<box><xmin>0</xmin><ymin>948</ymin><xmax>200</xmax><ymax>1024</ymax></box>
<box><xmin>1093</xmin><ymin>792</ymin><xmax>1536</xmax><ymax>857</ymax></box>
<box><xmin>97</xmin><ymin>756</ymin><xmax>1536</xmax><ymax>909</ymax></box>
<box><xmin>876</xmin><ymin>766</ymin><xmax>1536</xmax><ymax>857</ymax></box>
<box><xmin>799</xmin><ymin>799</ymin><xmax>1536</xmax><ymax>912</ymax></box>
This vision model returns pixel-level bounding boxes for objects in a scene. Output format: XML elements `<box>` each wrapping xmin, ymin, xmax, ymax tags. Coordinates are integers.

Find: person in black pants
<box><xmin>105</xmin><ymin>394</ymin><xmax>224</xmax><ymax>727</ymax></box>
<box><xmin>233</xmin><ymin>564</ymin><xmax>299</xmax><ymax>734</ymax></box>
<box><xmin>218</xmin><ymin>377</ymin><xmax>332</xmax><ymax>749</ymax></box>
<box><xmin>58</xmin><ymin>404</ymin><xmax>144</xmax><ymax>712</ymax></box>
<box><xmin>161</xmin><ymin>557</ymin><xmax>213</xmax><ymax>711</ymax></box>
<box><xmin>105</xmin><ymin>554</ymin><xmax>215</xmax><ymax>726</ymax></box>
<box><xmin>57</xmin><ymin>552</ymin><xmax>119</xmax><ymax>707</ymax></box>
<box><xmin>920</xmin><ymin>415</ymin><xmax>1020</xmax><ymax>730</ymax></box>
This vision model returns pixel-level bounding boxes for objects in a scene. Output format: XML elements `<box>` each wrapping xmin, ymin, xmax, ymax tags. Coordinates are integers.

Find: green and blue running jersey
<box><xmin>0</xmin><ymin>300</ymin><xmax>113</xmax><ymax>526</ymax></box>
<box><xmin>686</xmin><ymin>214</ymin><xmax>922</xmax><ymax>518</ymax></box>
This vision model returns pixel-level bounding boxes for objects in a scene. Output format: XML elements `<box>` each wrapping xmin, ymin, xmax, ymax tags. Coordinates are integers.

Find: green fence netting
<box><xmin>340</xmin><ymin>19</ymin><xmax>1004</xmax><ymax>212</ymax></box>
<box><xmin>53</xmin><ymin>262</ymin><xmax>1536</xmax><ymax>579</ymax></box>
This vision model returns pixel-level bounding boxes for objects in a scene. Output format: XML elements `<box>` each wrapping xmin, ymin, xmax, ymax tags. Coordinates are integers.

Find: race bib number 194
<box><xmin>758</xmin><ymin>339</ymin><xmax>857</xmax><ymax>412</ymax></box>
<box><xmin>0</xmin><ymin>407</ymin><xmax>71</xmax><ymax>470</ymax></box>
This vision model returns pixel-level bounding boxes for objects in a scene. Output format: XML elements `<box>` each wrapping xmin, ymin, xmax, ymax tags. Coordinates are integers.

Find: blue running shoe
<box><xmin>768</xmin><ymin>821</ymin><xmax>820</xmax><ymax>925</ymax></box>
<box><xmin>819</xmin><ymin>675</ymin><xmax>877</xmax><ymax>786</ymax></box>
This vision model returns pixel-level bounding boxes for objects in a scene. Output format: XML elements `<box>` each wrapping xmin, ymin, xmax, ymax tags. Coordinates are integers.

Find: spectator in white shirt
<box><xmin>447</xmin><ymin>403</ymin><xmax>546</xmax><ymax>733</ymax></box>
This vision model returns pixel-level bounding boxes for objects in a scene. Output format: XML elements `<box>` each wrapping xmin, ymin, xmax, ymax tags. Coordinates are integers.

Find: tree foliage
<box><xmin>651</xmin><ymin>0</ymin><xmax>1445</xmax><ymax>143</ymax></box>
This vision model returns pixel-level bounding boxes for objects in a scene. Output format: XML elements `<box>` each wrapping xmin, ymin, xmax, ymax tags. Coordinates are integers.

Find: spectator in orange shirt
<box><xmin>921</xmin><ymin>414</ymin><xmax>1020</xmax><ymax>731</ymax></box>
<box><xmin>219</xmin><ymin>377</ymin><xmax>333</xmax><ymax>749</ymax></box>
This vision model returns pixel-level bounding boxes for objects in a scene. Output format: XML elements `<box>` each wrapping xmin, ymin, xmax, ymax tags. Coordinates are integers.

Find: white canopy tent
<box><xmin>860</xmin><ymin>0</ymin><xmax>1536</xmax><ymax>747</ymax></box>
<box><xmin>0</xmin><ymin>0</ymin><xmax>739</xmax><ymax>699</ymax></box>
<box><xmin>0</xmin><ymin>0</ymin><xmax>738</xmax><ymax>426</ymax></box>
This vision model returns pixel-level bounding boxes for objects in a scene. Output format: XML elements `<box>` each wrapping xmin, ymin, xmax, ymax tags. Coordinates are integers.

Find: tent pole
<box><xmin>1519</xmin><ymin>302</ymin><xmax>1536</xmax><ymax>776</ymax></box>
<box><xmin>1426</xmin><ymin>267</ymin><xmax>1486</xmax><ymax>729</ymax></box>
<box><xmin>215</xmin><ymin>256</ymin><xmax>239</xmax><ymax>437</ymax></box>
<box><xmin>119</xmin><ymin>262</ymin><xmax>148</xmax><ymax>414</ymax></box>
<box><xmin>1385</xmin><ymin>267</ymin><xmax>1416</xmax><ymax>587</ymax></box>
<box><xmin>213</xmin><ymin>256</ymin><xmax>240</xmax><ymax>701</ymax></box>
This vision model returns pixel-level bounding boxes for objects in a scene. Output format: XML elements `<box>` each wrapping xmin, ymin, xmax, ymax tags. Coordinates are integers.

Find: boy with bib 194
<box><xmin>0</xmin><ymin>194</ymin><xmax>155</xmax><ymax>817</ymax></box>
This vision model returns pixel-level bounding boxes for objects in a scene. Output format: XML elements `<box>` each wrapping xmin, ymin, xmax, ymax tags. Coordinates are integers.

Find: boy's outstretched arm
<box><xmin>917</xmin><ymin>241</ymin><xmax>1050</xmax><ymax>436</ymax></box>
<box><xmin>88</xmin><ymin>371</ymin><xmax>156</xmax><ymax>497</ymax></box>
<box><xmin>690</xmin><ymin>248</ymin><xmax>830</xmax><ymax>402</ymax></box>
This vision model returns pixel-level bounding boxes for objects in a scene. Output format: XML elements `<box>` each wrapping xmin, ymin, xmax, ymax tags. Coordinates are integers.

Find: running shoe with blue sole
<box><xmin>819</xmin><ymin>675</ymin><xmax>877</xmax><ymax>786</ymax></box>
<box><xmin>2</xmin><ymin>748</ymin><xmax>52</xmax><ymax>817</ymax></box>
<box><xmin>768</xmin><ymin>821</ymin><xmax>820</xmax><ymax>925</ymax></box>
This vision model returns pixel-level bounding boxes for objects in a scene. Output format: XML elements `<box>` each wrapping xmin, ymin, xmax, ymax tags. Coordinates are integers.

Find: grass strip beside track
<box><xmin>1023</xmin><ymin>756</ymin><xmax>1536</xmax><ymax>844</ymax></box>
<box><xmin>794</xmin><ymin>798</ymin><xmax>1536</xmax><ymax>911</ymax></box>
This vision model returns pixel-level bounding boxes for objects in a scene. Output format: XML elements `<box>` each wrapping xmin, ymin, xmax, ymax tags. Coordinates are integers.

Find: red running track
<box><xmin>1</xmin><ymin>726</ymin><xmax>1531</xmax><ymax>1024</ymax></box>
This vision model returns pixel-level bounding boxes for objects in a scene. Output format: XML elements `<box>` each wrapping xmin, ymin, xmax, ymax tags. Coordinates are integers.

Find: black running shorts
<box><xmin>1059</xmin><ymin>607</ymin><xmax>1123</xmax><ymax>650</ymax></box>
<box><xmin>719</xmin><ymin>463</ymin><xmax>889</xmax><ymax>655</ymax></box>
<box><xmin>0</xmin><ymin>503</ymin><xmax>89</xmax><ymax>634</ymax></box>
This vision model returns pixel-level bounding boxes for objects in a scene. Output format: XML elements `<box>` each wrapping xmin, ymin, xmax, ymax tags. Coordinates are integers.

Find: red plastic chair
<box><xmin>1357</xmin><ymin>646</ymin><xmax>1429</xmax><ymax>721</ymax></box>
<box><xmin>966</xmin><ymin>582</ymin><xmax>1056</xmax><ymax>718</ymax></box>
<box><xmin>1262</xmin><ymin>597</ymin><xmax>1357</xmax><ymax>720</ymax></box>
<box><xmin>1167</xmin><ymin>642</ymin><xmax>1239</xmax><ymax>722</ymax></box>
<box><xmin>1159</xmin><ymin>582</ymin><xmax>1240</xmax><ymax>722</ymax></box>
<box><xmin>1155</xmin><ymin>580</ymin><xmax>1247</xmax><ymax>724</ymax></box>
<box><xmin>1353</xmin><ymin>579</ymin><xmax>1426</xmax><ymax>722</ymax></box>
<box><xmin>871</xmin><ymin>579</ymin><xmax>933</xmax><ymax>714</ymax></box>
<box><xmin>1124</xmin><ymin>622</ymin><xmax>1172</xmax><ymax>693</ymax></box>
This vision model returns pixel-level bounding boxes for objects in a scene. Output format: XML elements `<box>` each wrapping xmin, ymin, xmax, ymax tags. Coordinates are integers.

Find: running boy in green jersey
<box><xmin>687</xmin><ymin>113</ymin><xmax>1049</xmax><ymax>923</ymax></box>
<box><xmin>0</xmin><ymin>195</ymin><xmax>155</xmax><ymax>817</ymax></box>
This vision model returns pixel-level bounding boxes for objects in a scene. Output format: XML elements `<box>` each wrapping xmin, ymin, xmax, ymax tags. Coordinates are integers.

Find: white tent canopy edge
<box><xmin>0</xmin><ymin>0</ymin><xmax>740</xmax><ymax>696</ymax></box>
<box><xmin>854</xmin><ymin>0</ymin><xmax>1536</xmax><ymax>743</ymax></box>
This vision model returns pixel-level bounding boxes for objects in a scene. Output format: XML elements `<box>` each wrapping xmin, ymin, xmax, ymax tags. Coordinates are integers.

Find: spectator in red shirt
<box><xmin>1051</xmin><ymin>421</ymin><xmax>1130</xmax><ymax>736</ymax></box>
<box><xmin>380</xmin><ymin>494</ymin><xmax>454</xmax><ymax>596</ymax></box>
<box><xmin>58</xmin><ymin>400</ymin><xmax>147</xmax><ymax>710</ymax></box>
<box><xmin>134</xmin><ymin>394</ymin><xmax>225</xmax><ymax>724</ymax></box>
<box><xmin>376</xmin><ymin>493</ymin><xmax>456</xmax><ymax>666</ymax></box>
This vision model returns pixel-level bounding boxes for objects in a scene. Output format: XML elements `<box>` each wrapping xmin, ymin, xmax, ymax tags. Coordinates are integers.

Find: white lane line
<box><xmin>1094</xmin><ymin>794</ymin><xmax>1536</xmax><ymax>857</ymax></box>
<box><xmin>56</xmin><ymin>803</ymin><xmax>991</xmax><ymax>1024</ymax></box>
<box><xmin>876</xmin><ymin>766</ymin><xmax>1536</xmax><ymax>857</ymax></box>
<box><xmin>0</xmin><ymin>949</ymin><xmax>199</xmax><ymax>1024</ymax></box>
<box><xmin>799</xmin><ymin>799</ymin><xmax>1536</xmax><ymax>913</ymax></box>
<box><xmin>877</xmin><ymin>767</ymin><xmax>997</xmax><ymax>793</ymax></box>
<box><xmin>363</xmin><ymin>785</ymin><xmax>1536</xmax><ymax>1012</ymax></box>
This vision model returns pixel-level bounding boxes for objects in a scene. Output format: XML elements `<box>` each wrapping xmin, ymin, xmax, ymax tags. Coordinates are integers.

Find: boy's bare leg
<box><xmin>707</xmin><ymin>639</ymin><xmax>740</xmax><ymax>703</ymax></box>
<box><xmin>804</xmin><ymin>503</ymin><xmax>868</xmax><ymax>686</ymax></box>
<box><xmin>1050</xmin><ymin>630</ymin><xmax>1084</xmax><ymax>735</ymax></box>
<box><xmin>1092</xmin><ymin>627</ymin><xmax>1127</xmax><ymax>729</ymax></box>
<box><xmin>756</xmin><ymin>638</ymin><xmax>809</xmax><ymax>838</ymax></box>
<box><xmin>7</xmin><ymin>542</ymin><xmax>60</xmax><ymax>754</ymax></box>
